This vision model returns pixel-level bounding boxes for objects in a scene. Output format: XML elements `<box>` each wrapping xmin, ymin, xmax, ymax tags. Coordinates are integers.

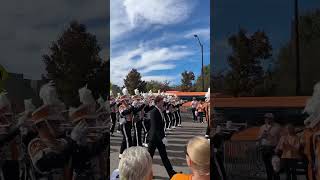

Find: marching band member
<box><xmin>27</xmin><ymin>82</ymin><xmax>84</xmax><ymax>180</ymax></box>
<box><xmin>118</xmin><ymin>88</ymin><xmax>134</xmax><ymax>158</ymax></box>
<box><xmin>68</xmin><ymin>87</ymin><xmax>109</xmax><ymax>180</ymax></box>
<box><xmin>302</xmin><ymin>82</ymin><xmax>320</xmax><ymax>180</ymax></box>
<box><xmin>132</xmin><ymin>89</ymin><xmax>145</xmax><ymax>147</ymax></box>
<box><xmin>110</xmin><ymin>91</ymin><xmax>117</xmax><ymax>137</ymax></box>
<box><xmin>142</xmin><ymin>93</ymin><xmax>154</xmax><ymax>147</ymax></box>
<box><xmin>0</xmin><ymin>91</ymin><xmax>25</xmax><ymax>180</ymax></box>
<box><xmin>19</xmin><ymin>99</ymin><xmax>39</xmax><ymax>180</ymax></box>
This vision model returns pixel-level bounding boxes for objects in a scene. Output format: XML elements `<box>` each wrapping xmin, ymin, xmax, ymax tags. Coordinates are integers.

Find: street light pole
<box><xmin>294</xmin><ymin>0</ymin><xmax>301</xmax><ymax>95</ymax></box>
<box><xmin>194</xmin><ymin>34</ymin><xmax>205</xmax><ymax>92</ymax></box>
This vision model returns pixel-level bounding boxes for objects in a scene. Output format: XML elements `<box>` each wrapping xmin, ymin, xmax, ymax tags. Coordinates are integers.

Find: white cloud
<box><xmin>110</xmin><ymin>0</ymin><xmax>194</xmax><ymax>42</ymax></box>
<box><xmin>123</xmin><ymin>0</ymin><xmax>192</xmax><ymax>26</ymax></box>
<box><xmin>142</xmin><ymin>75</ymin><xmax>177</xmax><ymax>82</ymax></box>
<box><xmin>184</xmin><ymin>28</ymin><xmax>210</xmax><ymax>40</ymax></box>
<box><xmin>110</xmin><ymin>45</ymin><xmax>192</xmax><ymax>86</ymax></box>
<box><xmin>139</xmin><ymin>64</ymin><xmax>176</xmax><ymax>74</ymax></box>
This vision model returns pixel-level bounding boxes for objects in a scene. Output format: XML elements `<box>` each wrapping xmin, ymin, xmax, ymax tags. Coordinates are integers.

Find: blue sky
<box><xmin>110</xmin><ymin>0</ymin><xmax>210</xmax><ymax>86</ymax></box>
<box><xmin>212</xmin><ymin>0</ymin><xmax>320</xmax><ymax>74</ymax></box>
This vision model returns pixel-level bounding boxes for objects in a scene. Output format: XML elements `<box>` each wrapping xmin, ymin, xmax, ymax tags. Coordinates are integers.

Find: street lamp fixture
<box><xmin>194</xmin><ymin>34</ymin><xmax>205</xmax><ymax>92</ymax></box>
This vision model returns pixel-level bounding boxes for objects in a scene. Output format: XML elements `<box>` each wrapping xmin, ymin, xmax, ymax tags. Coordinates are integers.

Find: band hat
<box><xmin>69</xmin><ymin>105</ymin><xmax>97</xmax><ymax>123</ymax></box>
<box><xmin>32</xmin><ymin>105</ymin><xmax>65</xmax><ymax>124</ymax></box>
<box><xmin>0</xmin><ymin>92</ymin><xmax>12</xmax><ymax>116</ymax></box>
<box><xmin>132</xmin><ymin>95</ymin><xmax>142</xmax><ymax>100</ymax></box>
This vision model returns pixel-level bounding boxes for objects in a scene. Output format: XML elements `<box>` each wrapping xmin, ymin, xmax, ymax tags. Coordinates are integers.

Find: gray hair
<box><xmin>119</xmin><ymin>147</ymin><xmax>152</xmax><ymax>180</ymax></box>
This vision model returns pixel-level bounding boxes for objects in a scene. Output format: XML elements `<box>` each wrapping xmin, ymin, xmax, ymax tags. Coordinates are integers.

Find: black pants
<box><xmin>2</xmin><ymin>160</ymin><xmax>20</xmax><ymax>180</ymax></box>
<box><xmin>142</xmin><ymin>119</ymin><xmax>150</xmax><ymax>144</ymax></box>
<box><xmin>168</xmin><ymin>113</ymin><xmax>173</xmax><ymax>128</ymax></box>
<box><xmin>148</xmin><ymin>139</ymin><xmax>175</xmax><ymax>178</ymax></box>
<box><xmin>261</xmin><ymin>146</ymin><xmax>280</xmax><ymax>180</ymax></box>
<box><xmin>169</xmin><ymin>113</ymin><xmax>175</xmax><ymax>128</ymax></box>
<box><xmin>117</xmin><ymin>113</ymin><xmax>121</xmax><ymax>132</ymax></box>
<box><xmin>132</xmin><ymin>120</ymin><xmax>143</xmax><ymax>146</ymax></box>
<box><xmin>164</xmin><ymin>113</ymin><xmax>170</xmax><ymax>129</ymax></box>
<box><xmin>191</xmin><ymin>108</ymin><xmax>197</xmax><ymax>121</ymax></box>
<box><xmin>120</xmin><ymin>122</ymin><xmax>132</xmax><ymax>154</ymax></box>
<box><xmin>282</xmin><ymin>158</ymin><xmax>298</xmax><ymax>180</ymax></box>
<box><xmin>110</xmin><ymin>112</ymin><xmax>117</xmax><ymax>134</ymax></box>
<box><xmin>198</xmin><ymin>112</ymin><xmax>204</xmax><ymax>123</ymax></box>
<box><xmin>177</xmin><ymin>110</ymin><xmax>182</xmax><ymax>125</ymax></box>
<box><xmin>174</xmin><ymin>112</ymin><xmax>179</xmax><ymax>126</ymax></box>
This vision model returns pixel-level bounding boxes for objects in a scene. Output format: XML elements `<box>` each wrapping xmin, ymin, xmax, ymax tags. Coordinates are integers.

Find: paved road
<box><xmin>110</xmin><ymin>112</ymin><xmax>208</xmax><ymax>180</ymax></box>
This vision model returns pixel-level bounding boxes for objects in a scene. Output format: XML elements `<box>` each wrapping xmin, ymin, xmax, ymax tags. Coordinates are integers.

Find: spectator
<box><xmin>258</xmin><ymin>113</ymin><xmax>281</xmax><ymax>180</ymax></box>
<box><xmin>171</xmin><ymin>136</ymin><xmax>210</xmax><ymax>180</ymax></box>
<box><xmin>275</xmin><ymin>124</ymin><xmax>301</xmax><ymax>180</ymax></box>
<box><xmin>196</xmin><ymin>101</ymin><xmax>205</xmax><ymax>123</ymax></box>
<box><xmin>191</xmin><ymin>97</ymin><xmax>198</xmax><ymax>122</ymax></box>
<box><xmin>111</xmin><ymin>146</ymin><xmax>153</xmax><ymax>180</ymax></box>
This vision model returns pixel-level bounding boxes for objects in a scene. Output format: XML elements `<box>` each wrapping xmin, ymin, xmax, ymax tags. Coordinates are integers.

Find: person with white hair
<box><xmin>111</xmin><ymin>146</ymin><xmax>153</xmax><ymax>180</ymax></box>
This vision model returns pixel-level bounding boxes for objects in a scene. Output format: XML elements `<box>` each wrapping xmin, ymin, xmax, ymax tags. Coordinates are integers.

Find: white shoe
<box><xmin>166</xmin><ymin>128</ymin><xmax>170</xmax><ymax>130</ymax></box>
<box><xmin>172</xmin><ymin>126</ymin><xmax>176</xmax><ymax>129</ymax></box>
<box><xmin>117</xmin><ymin>130</ymin><xmax>121</xmax><ymax>133</ymax></box>
<box><xmin>143</xmin><ymin>143</ymin><xmax>149</xmax><ymax>148</ymax></box>
<box><xmin>119</xmin><ymin>154</ymin><xmax>122</xmax><ymax>159</ymax></box>
<box><xmin>178</xmin><ymin>124</ymin><xmax>182</xmax><ymax>127</ymax></box>
<box><xmin>205</xmin><ymin>135</ymin><xmax>209</xmax><ymax>138</ymax></box>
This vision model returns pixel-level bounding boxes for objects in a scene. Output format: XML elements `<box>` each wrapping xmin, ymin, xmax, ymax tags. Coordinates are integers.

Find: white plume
<box><xmin>122</xmin><ymin>88</ymin><xmax>129</xmax><ymax>96</ymax></box>
<box><xmin>0</xmin><ymin>92</ymin><xmax>10</xmax><ymax>109</ymax></box>
<box><xmin>24</xmin><ymin>99</ymin><xmax>35</xmax><ymax>112</ymax></box>
<box><xmin>304</xmin><ymin>82</ymin><xmax>320</xmax><ymax>115</ymax></box>
<box><xmin>39</xmin><ymin>81</ymin><xmax>61</xmax><ymax>105</ymax></box>
<box><xmin>110</xmin><ymin>90</ymin><xmax>114</xmax><ymax>97</ymax></box>
<box><xmin>78</xmin><ymin>85</ymin><xmax>95</xmax><ymax>105</ymax></box>
<box><xmin>97</xmin><ymin>96</ymin><xmax>105</xmax><ymax>106</ymax></box>
<box><xmin>134</xmin><ymin>89</ymin><xmax>140</xmax><ymax>96</ymax></box>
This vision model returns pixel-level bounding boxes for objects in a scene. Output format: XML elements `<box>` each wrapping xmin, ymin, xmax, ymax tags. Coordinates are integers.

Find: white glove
<box><xmin>71</xmin><ymin>121</ymin><xmax>88</xmax><ymax>143</ymax></box>
<box><xmin>272</xmin><ymin>155</ymin><xmax>281</xmax><ymax>173</ymax></box>
<box><xmin>132</xmin><ymin>101</ymin><xmax>138</xmax><ymax>107</ymax></box>
<box><xmin>162</xmin><ymin>137</ymin><xmax>168</xmax><ymax>146</ymax></box>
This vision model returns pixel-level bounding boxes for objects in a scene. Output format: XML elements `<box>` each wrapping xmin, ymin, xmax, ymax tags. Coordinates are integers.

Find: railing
<box><xmin>224</xmin><ymin>140</ymin><xmax>266</xmax><ymax>179</ymax></box>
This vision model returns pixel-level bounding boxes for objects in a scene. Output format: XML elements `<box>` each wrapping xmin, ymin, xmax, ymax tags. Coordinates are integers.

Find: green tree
<box><xmin>42</xmin><ymin>21</ymin><xmax>108</xmax><ymax>107</ymax></box>
<box><xmin>146</xmin><ymin>80</ymin><xmax>171</xmax><ymax>92</ymax></box>
<box><xmin>180</xmin><ymin>71</ymin><xmax>195</xmax><ymax>92</ymax></box>
<box><xmin>194</xmin><ymin>65</ymin><xmax>210</xmax><ymax>92</ymax></box>
<box><xmin>225</xmin><ymin>29</ymin><xmax>272</xmax><ymax>96</ymax></box>
<box><xmin>111</xmin><ymin>84</ymin><xmax>121</xmax><ymax>96</ymax></box>
<box><xmin>123</xmin><ymin>69</ymin><xmax>146</xmax><ymax>95</ymax></box>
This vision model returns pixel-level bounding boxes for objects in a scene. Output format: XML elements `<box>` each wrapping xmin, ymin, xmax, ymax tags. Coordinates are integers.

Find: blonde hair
<box><xmin>187</xmin><ymin>136</ymin><xmax>210</xmax><ymax>175</ymax></box>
